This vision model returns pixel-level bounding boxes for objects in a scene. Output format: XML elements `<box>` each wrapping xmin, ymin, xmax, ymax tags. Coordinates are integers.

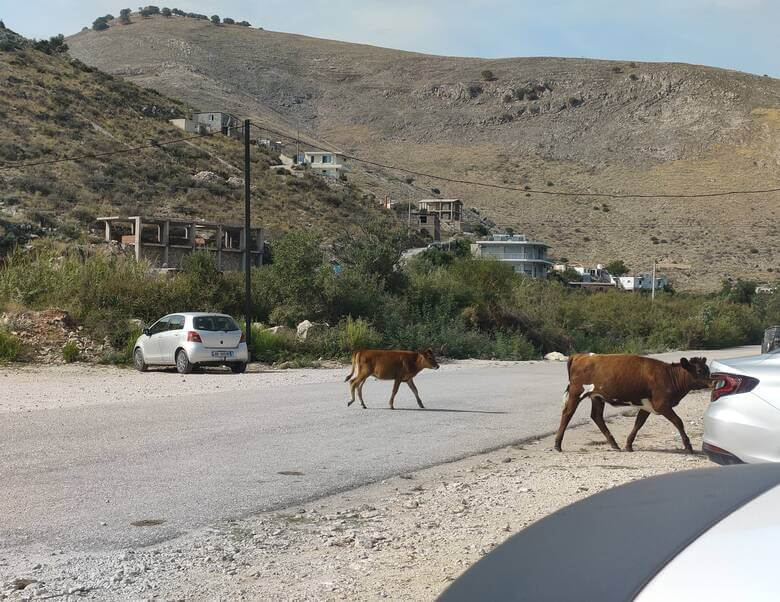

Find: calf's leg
<box><xmin>356</xmin><ymin>375</ymin><xmax>369</xmax><ymax>409</ymax></box>
<box><xmin>590</xmin><ymin>398</ymin><xmax>620</xmax><ymax>450</ymax></box>
<box><xmin>660</xmin><ymin>406</ymin><xmax>693</xmax><ymax>452</ymax></box>
<box><xmin>406</xmin><ymin>379</ymin><xmax>425</xmax><ymax>409</ymax></box>
<box><xmin>554</xmin><ymin>386</ymin><xmax>583</xmax><ymax>452</ymax></box>
<box><xmin>625</xmin><ymin>409</ymin><xmax>650</xmax><ymax>452</ymax></box>
<box><xmin>388</xmin><ymin>378</ymin><xmax>402</xmax><ymax>410</ymax></box>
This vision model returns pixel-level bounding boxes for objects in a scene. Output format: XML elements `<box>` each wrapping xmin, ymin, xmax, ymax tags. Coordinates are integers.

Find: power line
<box><xmin>3</xmin><ymin>117</ymin><xmax>780</xmax><ymax>201</ymax></box>
<box><xmin>250</xmin><ymin>122</ymin><xmax>780</xmax><ymax>200</ymax></box>
<box><xmin>0</xmin><ymin>124</ymin><xmax>246</xmax><ymax>171</ymax></box>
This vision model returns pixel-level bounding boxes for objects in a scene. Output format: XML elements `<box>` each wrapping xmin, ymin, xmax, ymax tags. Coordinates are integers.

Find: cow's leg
<box><xmin>388</xmin><ymin>378</ymin><xmax>402</xmax><ymax>410</ymax></box>
<box><xmin>554</xmin><ymin>385</ymin><xmax>583</xmax><ymax>452</ymax></box>
<box><xmin>660</xmin><ymin>406</ymin><xmax>693</xmax><ymax>452</ymax></box>
<box><xmin>625</xmin><ymin>410</ymin><xmax>650</xmax><ymax>452</ymax></box>
<box><xmin>406</xmin><ymin>379</ymin><xmax>425</xmax><ymax>409</ymax></box>
<box><xmin>590</xmin><ymin>398</ymin><xmax>620</xmax><ymax>450</ymax></box>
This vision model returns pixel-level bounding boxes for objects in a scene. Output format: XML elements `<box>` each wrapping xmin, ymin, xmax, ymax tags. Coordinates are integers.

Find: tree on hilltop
<box><xmin>210</xmin><ymin>14</ymin><xmax>220</xmax><ymax>24</ymax></box>
<box><xmin>92</xmin><ymin>17</ymin><xmax>109</xmax><ymax>31</ymax></box>
<box><xmin>119</xmin><ymin>8</ymin><xmax>132</xmax><ymax>24</ymax></box>
<box><xmin>161</xmin><ymin>7</ymin><xmax>172</xmax><ymax>17</ymax></box>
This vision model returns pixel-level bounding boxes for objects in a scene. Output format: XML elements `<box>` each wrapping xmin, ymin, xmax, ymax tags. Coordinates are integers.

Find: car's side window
<box><xmin>149</xmin><ymin>319</ymin><xmax>169</xmax><ymax>335</ymax></box>
<box><xmin>168</xmin><ymin>315</ymin><xmax>185</xmax><ymax>330</ymax></box>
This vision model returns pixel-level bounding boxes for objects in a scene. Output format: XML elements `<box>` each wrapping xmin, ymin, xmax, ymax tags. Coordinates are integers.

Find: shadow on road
<box><xmin>366</xmin><ymin>407</ymin><xmax>508</xmax><ymax>415</ymax></box>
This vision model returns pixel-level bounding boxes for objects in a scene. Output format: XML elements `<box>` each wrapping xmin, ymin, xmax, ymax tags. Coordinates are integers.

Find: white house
<box><xmin>169</xmin><ymin>111</ymin><xmax>241</xmax><ymax>138</ymax></box>
<box><xmin>617</xmin><ymin>274</ymin><xmax>668</xmax><ymax>291</ymax></box>
<box><xmin>471</xmin><ymin>234</ymin><xmax>552</xmax><ymax>278</ymax></box>
<box><xmin>295</xmin><ymin>151</ymin><xmax>347</xmax><ymax>178</ymax></box>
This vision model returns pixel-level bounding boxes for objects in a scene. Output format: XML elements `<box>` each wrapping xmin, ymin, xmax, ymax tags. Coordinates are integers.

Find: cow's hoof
<box><xmin>554</xmin><ymin>445</ymin><xmax>562</xmax><ymax>452</ymax></box>
<box><xmin>626</xmin><ymin>446</ymin><xmax>634</xmax><ymax>452</ymax></box>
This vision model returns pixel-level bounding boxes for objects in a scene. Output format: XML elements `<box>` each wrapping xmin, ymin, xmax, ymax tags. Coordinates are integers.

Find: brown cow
<box><xmin>345</xmin><ymin>349</ymin><xmax>440</xmax><ymax>409</ymax></box>
<box><xmin>555</xmin><ymin>354</ymin><xmax>711</xmax><ymax>452</ymax></box>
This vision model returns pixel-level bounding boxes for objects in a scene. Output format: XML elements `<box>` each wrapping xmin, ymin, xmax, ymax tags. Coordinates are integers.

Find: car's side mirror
<box><xmin>143</xmin><ymin>328</ymin><xmax>151</xmax><ymax>336</ymax></box>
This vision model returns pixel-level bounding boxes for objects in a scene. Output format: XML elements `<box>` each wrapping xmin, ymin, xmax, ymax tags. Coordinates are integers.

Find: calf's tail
<box><xmin>344</xmin><ymin>352</ymin><xmax>358</xmax><ymax>382</ymax></box>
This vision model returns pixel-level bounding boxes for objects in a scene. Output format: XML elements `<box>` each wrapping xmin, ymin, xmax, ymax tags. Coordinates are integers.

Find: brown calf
<box><xmin>555</xmin><ymin>354</ymin><xmax>711</xmax><ymax>452</ymax></box>
<box><xmin>345</xmin><ymin>349</ymin><xmax>440</xmax><ymax>409</ymax></box>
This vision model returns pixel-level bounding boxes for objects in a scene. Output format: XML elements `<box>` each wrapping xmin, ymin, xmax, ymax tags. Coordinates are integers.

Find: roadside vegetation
<box><xmin>0</xmin><ymin>230</ymin><xmax>776</xmax><ymax>366</ymax></box>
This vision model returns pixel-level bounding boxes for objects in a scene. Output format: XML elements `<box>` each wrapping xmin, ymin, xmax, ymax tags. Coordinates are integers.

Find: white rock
<box><xmin>544</xmin><ymin>351</ymin><xmax>567</xmax><ymax>361</ymax></box>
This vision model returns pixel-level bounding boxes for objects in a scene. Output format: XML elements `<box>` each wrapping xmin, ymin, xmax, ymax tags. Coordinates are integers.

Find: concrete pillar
<box><xmin>104</xmin><ymin>221</ymin><xmax>112</xmax><ymax>242</ymax></box>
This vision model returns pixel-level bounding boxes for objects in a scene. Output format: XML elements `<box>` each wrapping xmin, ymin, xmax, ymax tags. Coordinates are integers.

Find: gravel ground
<box><xmin>1</xmin><ymin>384</ymin><xmax>713</xmax><ymax>601</ymax></box>
<box><xmin>0</xmin><ymin>359</ymin><xmax>529</xmax><ymax>415</ymax></box>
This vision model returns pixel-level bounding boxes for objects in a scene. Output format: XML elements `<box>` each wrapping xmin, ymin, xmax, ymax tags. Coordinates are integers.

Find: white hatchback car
<box><xmin>703</xmin><ymin>349</ymin><xmax>780</xmax><ymax>464</ymax></box>
<box><xmin>133</xmin><ymin>313</ymin><xmax>249</xmax><ymax>374</ymax></box>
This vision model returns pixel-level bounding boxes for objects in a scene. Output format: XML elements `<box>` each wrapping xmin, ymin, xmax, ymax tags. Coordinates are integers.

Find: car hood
<box><xmin>637</xmin><ymin>482</ymin><xmax>780</xmax><ymax>601</ymax></box>
<box><xmin>438</xmin><ymin>464</ymin><xmax>780</xmax><ymax>602</ymax></box>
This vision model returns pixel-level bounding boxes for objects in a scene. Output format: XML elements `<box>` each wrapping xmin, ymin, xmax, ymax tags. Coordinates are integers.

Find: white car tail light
<box><xmin>711</xmin><ymin>372</ymin><xmax>759</xmax><ymax>402</ymax></box>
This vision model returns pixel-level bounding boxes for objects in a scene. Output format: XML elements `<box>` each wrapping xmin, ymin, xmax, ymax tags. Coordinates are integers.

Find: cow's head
<box><xmin>680</xmin><ymin>357</ymin><xmax>711</xmax><ymax>389</ymax></box>
<box><xmin>419</xmin><ymin>347</ymin><xmax>440</xmax><ymax>370</ymax></box>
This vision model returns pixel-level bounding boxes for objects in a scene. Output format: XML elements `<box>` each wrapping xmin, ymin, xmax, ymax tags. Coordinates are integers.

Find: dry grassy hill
<box><xmin>65</xmin><ymin>12</ymin><xmax>780</xmax><ymax>290</ymax></box>
<box><xmin>0</xmin><ymin>25</ymin><xmax>393</xmax><ymax>254</ymax></box>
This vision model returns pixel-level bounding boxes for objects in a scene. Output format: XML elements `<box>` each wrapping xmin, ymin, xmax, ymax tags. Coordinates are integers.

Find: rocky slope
<box><xmin>66</xmin><ymin>13</ymin><xmax>780</xmax><ymax>289</ymax></box>
<box><xmin>0</xmin><ymin>26</ymin><xmax>393</xmax><ymax>253</ymax></box>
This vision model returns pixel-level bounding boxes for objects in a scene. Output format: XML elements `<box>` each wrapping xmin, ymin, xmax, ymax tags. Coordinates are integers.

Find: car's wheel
<box><xmin>230</xmin><ymin>362</ymin><xmax>247</xmax><ymax>374</ymax></box>
<box><xmin>176</xmin><ymin>349</ymin><xmax>194</xmax><ymax>374</ymax></box>
<box><xmin>133</xmin><ymin>347</ymin><xmax>148</xmax><ymax>372</ymax></box>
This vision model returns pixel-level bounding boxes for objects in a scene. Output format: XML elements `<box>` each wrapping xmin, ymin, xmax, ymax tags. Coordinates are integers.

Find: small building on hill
<box><xmin>294</xmin><ymin>151</ymin><xmax>347</xmax><ymax>178</ymax></box>
<box><xmin>410</xmin><ymin>210</ymin><xmax>440</xmax><ymax>242</ymax></box>
<box><xmin>96</xmin><ymin>215</ymin><xmax>263</xmax><ymax>271</ymax></box>
<box><xmin>471</xmin><ymin>234</ymin><xmax>552</xmax><ymax>278</ymax></box>
<box><xmin>418</xmin><ymin>199</ymin><xmax>463</xmax><ymax>229</ymax></box>
<box><xmin>170</xmin><ymin>111</ymin><xmax>241</xmax><ymax>138</ymax></box>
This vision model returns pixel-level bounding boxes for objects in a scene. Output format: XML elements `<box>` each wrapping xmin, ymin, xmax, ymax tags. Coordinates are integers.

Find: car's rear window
<box><xmin>193</xmin><ymin>316</ymin><xmax>240</xmax><ymax>332</ymax></box>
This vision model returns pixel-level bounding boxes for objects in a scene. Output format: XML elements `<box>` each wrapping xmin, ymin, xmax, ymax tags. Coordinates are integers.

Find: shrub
<box><xmin>161</xmin><ymin>7</ymin><xmax>172</xmax><ymax>17</ymax></box>
<box><xmin>238</xmin><ymin>21</ymin><xmax>251</xmax><ymax>27</ymax></box>
<box><xmin>605</xmin><ymin>260</ymin><xmax>629</xmax><ymax>277</ymax></box>
<box><xmin>92</xmin><ymin>18</ymin><xmax>109</xmax><ymax>30</ymax></box>
<box><xmin>223</xmin><ymin>17</ymin><xmax>235</xmax><ymax>24</ymax></box>
<box><xmin>248</xmin><ymin>326</ymin><xmax>297</xmax><ymax>363</ymax></box>
<box><xmin>481</xmin><ymin>70</ymin><xmax>496</xmax><ymax>81</ymax></box>
<box><xmin>62</xmin><ymin>340</ymin><xmax>80</xmax><ymax>363</ymax></box>
<box><xmin>341</xmin><ymin>316</ymin><xmax>382</xmax><ymax>351</ymax></box>
<box><xmin>119</xmin><ymin>8</ymin><xmax>132</xmax><ymax>23</ymax></box>
<box><xmin>468</xmin><ymin>84</ymin><xmax>483</xmax><ymax>98</ymax></box>
<box><xmin>0</xmin><ymin>330</ymin><xmax>22</xmax><ymax>362</ymax></box>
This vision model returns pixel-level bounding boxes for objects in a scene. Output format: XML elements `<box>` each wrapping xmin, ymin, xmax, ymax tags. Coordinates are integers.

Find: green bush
<box><xmin>62</xmin><ymin>340</ymin><xmax>80</xmax><ymax>363</ymax></box>
<box><xmin>341</xmin><ymin>316</ymin><xmax>382</xmax><ymax>351</ymax></box>
<box><xmin>0</xmin><ymin>330</ymin><xmax>22</xmax><ymax>362</ymax></box>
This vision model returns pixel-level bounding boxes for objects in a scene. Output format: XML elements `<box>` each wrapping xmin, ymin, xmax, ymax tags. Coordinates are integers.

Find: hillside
<box><xmin>0</xmin><ymin>26</ymin><xmax>393</xmax><ymax>254</ymax></box>
<box><xmin>66</xmin><ymin>13</ymin><xmax>780</xmax><ymax>289</ymax></box>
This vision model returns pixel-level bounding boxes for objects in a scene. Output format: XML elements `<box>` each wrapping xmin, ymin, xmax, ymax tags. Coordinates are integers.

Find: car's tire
<box><xmin>133</xmin><ymin>347</ymin><xmax>148</xmax><ymax>372</ymax></box>
<box><xmin>230</xmin><ymin>362</ymin><xmax>247</xmax><ymax>374</ymax></box>
<box><xmin>176</xmin><ymin>349</ymin><xmax>194</xmax><ymax>374</ymax></box>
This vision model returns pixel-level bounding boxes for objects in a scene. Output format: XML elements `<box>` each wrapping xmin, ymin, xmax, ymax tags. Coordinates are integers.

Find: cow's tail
<box><xmin>561</xmin><ymin>355</ymin><xmax>575</xmax><ymax>402</ymax></box>
<box><xmin>344</xmin><ymin>351</ymin><xmax>358</xmax><ymax>382</ymax></box>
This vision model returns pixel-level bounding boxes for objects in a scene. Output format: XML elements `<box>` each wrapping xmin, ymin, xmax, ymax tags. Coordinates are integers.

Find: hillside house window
<box><xmin>322</xmin><ymin>155</ymin><xmax>332</xmax><ymax>163</ymax></box>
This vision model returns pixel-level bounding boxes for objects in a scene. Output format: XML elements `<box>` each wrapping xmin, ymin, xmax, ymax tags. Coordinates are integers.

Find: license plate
<box><xmin>211</xmin><ymin>351</ymin><xmax>233</xmax><ymax>358</ymax></box>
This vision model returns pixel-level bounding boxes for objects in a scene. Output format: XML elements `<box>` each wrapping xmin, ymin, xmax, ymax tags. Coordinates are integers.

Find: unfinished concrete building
<box><xmin>96</xmin><ymin>216</ymin><xmax>263</xmax><ymax>271</ymax></box>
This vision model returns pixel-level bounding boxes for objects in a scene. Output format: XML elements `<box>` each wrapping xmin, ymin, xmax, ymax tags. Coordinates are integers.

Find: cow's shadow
<box><xmin>366</xmin><ymin>407</ymin><xmax>508</xmax><ymax>415</ymax></box>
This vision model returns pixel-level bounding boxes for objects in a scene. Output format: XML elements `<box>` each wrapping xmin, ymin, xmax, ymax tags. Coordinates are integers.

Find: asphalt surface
<box><xmin>0</xmin><ymin>347</ymin><xmax>757</xmax><ymax>554</ymax></box>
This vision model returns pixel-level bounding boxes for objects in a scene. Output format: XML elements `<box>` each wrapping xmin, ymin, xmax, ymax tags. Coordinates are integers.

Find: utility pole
<box><xmin>651</xmin><ymin>258</ymin><xmax>657</xmax><ymax>302</ymax></box>
<box><xmin>244</xmin><ymin>119</ymin><xmax>252</xmax><ymax>348</ymax></box>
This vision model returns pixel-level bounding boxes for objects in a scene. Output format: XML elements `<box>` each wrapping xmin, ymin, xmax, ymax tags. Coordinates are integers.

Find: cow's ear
<box><xmin>680</xmin><ymin>357</ymin><xmax>691</xmax><ymax>369</ymax></box>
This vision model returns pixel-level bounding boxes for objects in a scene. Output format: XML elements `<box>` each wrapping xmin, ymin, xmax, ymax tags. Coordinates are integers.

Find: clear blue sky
<box><xmin>4</xmin><ymin>0</ymin><xmax>779</xmax><ymax>77</ymax></box>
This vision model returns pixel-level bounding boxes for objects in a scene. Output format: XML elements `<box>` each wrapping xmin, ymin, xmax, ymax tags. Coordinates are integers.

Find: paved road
<box><xmin>0</xmin><ymin>347</ymin><xmax>757</xmax><ymax>553</ymax></box>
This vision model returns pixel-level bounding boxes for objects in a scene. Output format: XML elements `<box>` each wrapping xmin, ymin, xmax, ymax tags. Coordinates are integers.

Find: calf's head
<box><xmin>680</xmin><ymin>357</ymin><xmax>711</xmax><ymax>389</ymax></box>
<box><xmin>418</xmin><ymin>348</ymin><xmax>440</xmax><ymax>370</ymax></box>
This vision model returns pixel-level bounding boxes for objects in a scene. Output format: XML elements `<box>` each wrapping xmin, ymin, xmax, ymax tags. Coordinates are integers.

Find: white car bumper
<box><xmin>703</xmin><ymin>392</ymin><xmax>780</xmax><ymax>464</ymax></box>
<box><xmin>185</xmin><ymin>342</ymin><xmax>249</xmax><ymax>364</ymax></box>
